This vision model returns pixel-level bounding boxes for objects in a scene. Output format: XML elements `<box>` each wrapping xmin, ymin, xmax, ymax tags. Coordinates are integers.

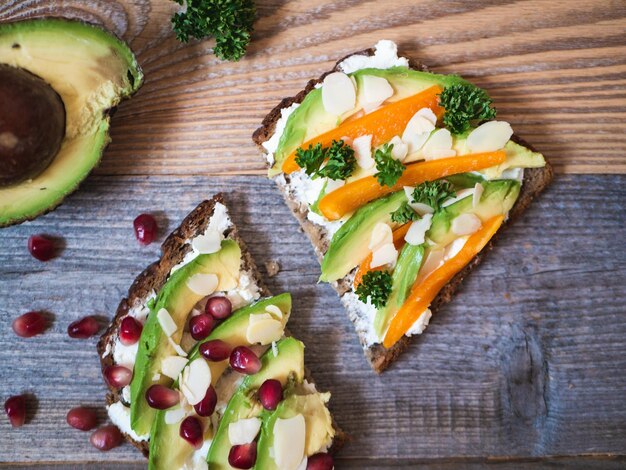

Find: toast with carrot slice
<box><xmin>97</xmin><ymin>195</ymin><xmax>343</xmax><ymax>468</ymax></box>
<box><xmin>253</xmin><ymin>40</ymin><xmax>552</xmax><ymax>372</ymax></box>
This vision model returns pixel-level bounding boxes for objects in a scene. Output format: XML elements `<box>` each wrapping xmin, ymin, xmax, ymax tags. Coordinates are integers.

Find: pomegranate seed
<box><xmin>258</xmin><ymin>379</ymin><xmax>283</xmax><ymax>411</ymax></box>
<box><xmin>205</xmin><ymin>296</ymin><xmax>232</xmax><ymax>320</ymax></box>
<box><xmin>145</xmin><ymin>384</ymin><xmax>179</xmax><ymax>410</ymax></box>
<box><xmin>230</xmin><ymin>346</ymin><xmax>261</xmax><ymax>375</ymax></box>
<box><xmin>199</xmin><ymin>339</ymin><xmax>232</xmax><ymax>362</ymax></box>
<box><xmin>228</xmin><ymin>442</ymin><xmax>257</xmax><ymax>469</ymax></box>
<box><xmin>307</xmin><ymin>453</ymin><xmax>334</xmax><ymax>470</ymax></box>
<box><xmin>103</xmin><ymin>365</ymin><xmax>132</xmax><ymax>388</ymax></box>
<box><xmin>133</xmin><ymin>213</ymin><xmax>158</xmax><ymax>245</ymax></box>
<box><xmin>193</xmin><ymin>385</ymin><xmax>217</xmax><ymax>417</ymax></box>
<box><xmin>119</xmin><ymin>316</ymin><xmax>142</xmax><ymax>345</ymax></box>
<box><xmin>67</xmin><ymin>316</ymin><xmax>100</xmax><ymax>339</ymax></box>
<box><xmin>4</xmin><ymin>395</ymin><xmax>26</xmax><ymax>427</ymax></box>
<box><xmin>27</xmin><ymin>235</ymin><xmax>56</xmax><ymax>261</ymax></box>
<box><xmin>66</xmin><ymin>407</ymin><xmax>97</xmax><ymax>431</ymax></box>
<box><xmin>12</xmin><ymin>311</ymin><xmax>47</xmax><ymax>338</ymax></box>
<box><xmin>189</xmin><ymin>313</ymin><xmax>216</xmax><ymax>341</ymax></box>
<box><xmin>90</xmin><ymin>425</ymin><xmax>122</xmax><ymax>451</ymax></box>
<box><xmin>179</xmin><ymin>416</ymin><xmax>203</xmax><ymax>448</ymax></box>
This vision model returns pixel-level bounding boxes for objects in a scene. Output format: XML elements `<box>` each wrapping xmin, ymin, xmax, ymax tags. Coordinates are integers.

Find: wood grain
<box><xmin>0</xmin><ymin>0</ymin><xmax>624</xmax><ymax>176</ymax></box>
<box><xmin>0</xmin><ymin>174</ymin><xmax>625</xmax><ymax>466</ymax></box>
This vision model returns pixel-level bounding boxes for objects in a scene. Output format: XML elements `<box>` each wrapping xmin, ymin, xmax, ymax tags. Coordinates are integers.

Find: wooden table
<box><xmin>1</xmin><ymin>1</ymin><xmax>625</xmax><ymax>468</ymax></box>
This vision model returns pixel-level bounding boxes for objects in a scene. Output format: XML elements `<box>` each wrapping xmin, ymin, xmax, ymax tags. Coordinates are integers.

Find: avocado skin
<box><xmin>130</xmin><ymin>240</ymin><xmax>242</xmax><ymax>437</ymax></box>
<box><xmin>148</xmin><ymin>294</ymin><xmax>293</xmax><ymax>470</ymax></box>
<box><xmin>0</xmin><ymin>18</ymin><xmax>142</xmax><ymax>227</ymax></box>
<box><xmin>373</xmin><ymin>243</ymin><xmax>425</xmax><ymax>339</ymax></box>
<box><xmin>207</xmin><ymin>337</ymin><xmax>305</xmax><ymax>470</ymax></box>
<box><xmin>320</xmin><ymin>190</ymin><xmax>407</xmax><ymax>283</ymax></box>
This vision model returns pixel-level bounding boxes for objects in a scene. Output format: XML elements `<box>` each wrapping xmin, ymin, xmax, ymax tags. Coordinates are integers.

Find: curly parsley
<box><xmin>438</xmin><ymin>84</ymin><xmax>497</xmax><ymax>134</ymax></box>
<box><xmin>374</xmin><ymin>144</ymin><xmax>405</xmax><ymax>187</ymax></box>
<box><xmin>172</xmin><ymin>0</ymin><xmax>256</xmax><ymax>62</ymax></box>
<box><xmin>355</xmin><ymin>270</ymin><xmax>393</xmax><ymax>308</ymax></box>
<box><xmin>295</xmin><ymin>140</ymin><xmax>356</xmax><ymax>180</ymax></box>
<box><xmin>411</xmin><ymin>180</ymin><xmax>455</xmax><ymax>212</ymax></box>
<box><xmin>391</xmin><ymin>201</ymin><xmax>420</xmax><ymax>224</ymax></box>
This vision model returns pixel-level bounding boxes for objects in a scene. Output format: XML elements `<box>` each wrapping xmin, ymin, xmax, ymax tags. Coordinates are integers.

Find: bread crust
<box><xmin>253</xmin><ymin>49</ymin><xmax>553</xmax><ymax>373</ymax></box>
<box><xmin>96</xmin><ymin>195</ymin><xmax>344</xmax><ymax>455</ymax></box>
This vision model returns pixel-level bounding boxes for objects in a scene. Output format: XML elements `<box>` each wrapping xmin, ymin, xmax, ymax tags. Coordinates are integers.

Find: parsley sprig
<box><xmin>374</xmin><ymin>144</ymin><xmax>405</xmax><ymax>187</ymax></box>
<box><xmin>390</xmin><ymin>201</ymin><xmax>420</xmax><ymax>224</ymax></box>
<box><xmin>172</xmin><ymin>0</ymin><xmax>256</xmax><ymax>62</ymax></box>
<box><xmin>295</xmin><ymin>140</ymin><xmax>356</xmax><ymax>180</ymax></box>
<box><xmin>411</xmin><ymin>180</ymin><xmax>455</xmax><ymax>212</ymax></box>
<box><xmin>438</xmin><ymin>84</ymin><xmax>497</xmax><ymax>134</ymax></box>
<box><xmin>355</xmin><ymin>270</ymin><xmax>393</xmax><ymax>308</ymax></box>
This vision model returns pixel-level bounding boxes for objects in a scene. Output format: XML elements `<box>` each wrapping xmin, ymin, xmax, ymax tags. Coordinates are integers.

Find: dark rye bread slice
<box><xmin>253</xmin><ymin>49</ymin><xmax>553</xmax><ymax>373</ymax></box>
<box><xmin>97</xmin><ymin>194</ymin><xmax>345</xmax><ymax>456</ymax></box>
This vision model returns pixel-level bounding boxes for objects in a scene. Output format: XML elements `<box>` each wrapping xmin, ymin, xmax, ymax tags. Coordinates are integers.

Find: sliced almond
<box><xmin>422</xmin><ymin>129</ymin><xmax>455</xmax><ymax>160</ymax></box>
<box><xmin>451</xmin><ymin>213</ymin><xmax>482</xmax><ymax>236</ymax></box>
<box><xmin>352</xmin><ymin>134</ymin><xmax>374</xmax><ymax>169</ymax></box>
<box><xmin>473</xmin><ymin>182</ymin><xmax>484</xmax><ymax>208</ymax></box>
<box><xmin>370</xmin><ymin>242</ymin><xmax>398</xmax><ymax>268</ymax></box>
<box><xmin>246</xmin><ymin>317</ymin><xmax>284</xmax><ymax>345</ymax></box>
<box><xmin>404</xmin><ymin>213</ymin><xmax>433</xmax><ymax>246</ymax></box>
<box><xmin>466</xmin><ymin>121</ymin><xmax>513</xmax><ymax>153</ymax></box>
<box><xmin>273</xmin><ymin>414</ymin><xmax>306</xmax><ymax>470</ymax></box>
<box><xmin>161</xmin><ymin>356</ymin><xmax>188</xmax><ymax>380</ymax></box>
<box><xmin>402</xmin><ymin>132</ymin><xmax>430</xmax><ymax>160</ymax></box>
<box><xmin>157</xmin><ymin>308</ymin><xmax>177</xmax><ymax>337</ymax></box>
<box><xmin>445</xmin><ymin>236</ymin><xmax>469</xmax><ymax>260</ymax></box>
<box><xmin>265</xmin><ymin>304</ymin><xmax>283</xmax><ymax>319</ymax></box>
<box><xmin>164</xmin><ymin>405</ymin><xmax>187</xmax><ymax>425</ymax></box>
<box><xmin>187</xmin><ymin>273</ymin><xmax>219</xmax><ymax>296</ymax></box>
<box><xmin>322</xmin><ymin>72</ymin><xmax>356</xmax><ymax>116</ymax></box>
<box><xmin>417</xmin><ymin>107</ymin><xmax>437</xmax><ymax>125</ymax></box>
<box><xmin>368</xmin><ymin>222</ymin><xmax>392</xmax><ymax>251</ymax></box>
<box><xmin>389</xmin><ymin>136</ymin><xmax>408</xmax><ymax>161</ymax></box>
<box><xmin>442</xmin><ymin>188</ymin><xmax>474</xmax><ymax>208</ymax></box>
<box><xmin>167</xmin><ymin>336</ymin><xmax>188</xmax><ymax>357</ymax></box>
<box><xmin>361</xmin><ymin>75</ymin><xmax>394</xmax><ymax>108</ymax></box>
<box><xmin>416</xmin><ymin>248</ymin><xmax>445</xmax><ymax>284</ymax></box>
<box><xmin>192</xmin><ymin>230</ymin><xmax>222</xmax><ymax>254</ymax></box>
<box><xmin>228</xmin><ymin>417</ymin><xmax>262</xmax><ymax>445</ymax></box>
<box><xmin>403</xmin><ymin>111</ymin><xmax>436</xmax><ymax>136</ymax></box>
<box><xmin>180</xmin><ymin>358</ymin><xmax>212</xmax><ymax>406</ymax></box>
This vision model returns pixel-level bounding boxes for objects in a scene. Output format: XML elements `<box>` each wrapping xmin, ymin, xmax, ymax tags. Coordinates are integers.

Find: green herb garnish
<box><xmin>355</xmin><ymin>270</ymin><xmax>393</xmax><ymax>308</ymax></box>
<box><xmin>438</xmin><ymin>84</ymin><xmax>497</xmax><ymax>134</ymax></box>
<box><xmin>374</xmin><ymin>144</ymin><xmax>405</xmax><ymax>187</ymax></box>
<box><xmin>295</xmin><ymin>140</ymin><xmax>356</xmax><ymax>180</ymax></box>
<box><xmin>411</xmin><ymin>180</ymin><xmax>455</xmax><ymax>212</ymax></box>
<box><xmin>390</xmin><ymin>201</ymin><xmax>420</xmax><ymax>224</ymax></box>
<box><xmin>171</xmin><ymin>0</ymin><xmax>256</xmax><ymax>62</ymax></box>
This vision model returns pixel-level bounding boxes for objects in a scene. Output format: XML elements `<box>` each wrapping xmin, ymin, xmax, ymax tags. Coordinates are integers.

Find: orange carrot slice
<box><xmin>319</xmin><ymin>151</ymin><xmax>506</xmax><ymax>221</ymax></box>
<box><xmin>282</xmin><ymin>85</ymin><xmax>444</xmax><ymax>174</ymax></box>
<box><xmin>382</xmin><ymin>215</ymin><xmax>504</xmax><ymax>348</ymax></box>
<box><xmin>353</xmin><ymin>223</ymin><xmax>411</xmax><ymax>288</ymax></box>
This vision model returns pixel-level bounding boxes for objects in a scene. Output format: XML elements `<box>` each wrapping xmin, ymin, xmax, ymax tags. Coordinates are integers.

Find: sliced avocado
<box><xmin>428</xmin><ymin>179</ymin><xmax>520</xmax><ymax>247</ymax></box>
<box><xmin>320</xmin><ymin>190</ymin><xmax>406</xmax><ymax>282</ymax></box>
<box><xmin>148</xmin><ymin>294</ymin><xmax>293</xmax><ymax>470</ymax></box>
<box><xmin>130</xmin><ymin>240</ymin><xmax>242</xmax><ymax>436</ymax></box>
<box><xmin>373</xmin><ymin>243</ymin><xmax>425</xmax><ymax>339</ymax></box>
<box><xmin>207</xmin><ymin>337</ymin><xmax>305</xmax><ymax>470</ymax></box>
<box><xmin>480</xmin><ymin>140</ymin><xmax>546</xmax><ymax>179</ymax></box>
<box><xmin>270</xmin><ymin>66</ymin><xmax>467</xmax><ymax>175</ymax></box>
<box><xmin>256</xmin><ymin>391</ymin><xmax>335</xmax><ymax>470</ymax></box>
<box><xmin>445</xmin><ymin>172</ymin><xmax>485</xmax><ymax>188</ymax></box>
<box><xmin>0</xmin><ymin>18</ymin><xmax>142</xmax><ymax>226</ymax></box>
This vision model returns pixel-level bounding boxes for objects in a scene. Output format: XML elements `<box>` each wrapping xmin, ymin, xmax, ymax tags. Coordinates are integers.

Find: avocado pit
<box><xmin>0</xmin><ymin>64</ymin><xmax>65</xmax><ymax>186</ymax></box>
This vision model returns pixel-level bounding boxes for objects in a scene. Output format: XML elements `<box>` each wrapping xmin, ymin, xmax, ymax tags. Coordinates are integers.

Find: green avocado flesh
<box><xmin>373</xmin><ymin>243</ymin><xmax>425</xmax><ymax>339</ymax></box>
<box><xmin>148</xmin><ymin>294</ymin><xmax>292</xmax><ymax>470</ymax></box>
<box><xmin>207</xmin><ymin>337</ymin><xmax>305</xmax><ymax>470</ymax></box>
<box><xmin>130</xmin><ymin>240</ymin><xmax>242</xmax><ymax>436</ymax></box>
<box><xmin>320</xmin><ymin>190</ymin><xmax>407</xmax><ymax>282</ymax></box>
<box><xmin>270</xmin><ymin>66</ymin><xmax>468</xmax><ymax>175</ymax></box>
<box><xmin>256</xmin><ymin>391</ymin><xmax>334</xmax><ymax>470</ymax></box>
<box><xmin>0</xmin><ymin>19</ymin><xmax>142</xmax><ymax>226</ymax></box>
<box><xmin>427</xmin><ymin>179</ymin><xmax>520</xmax><ymax>247</ymax></box>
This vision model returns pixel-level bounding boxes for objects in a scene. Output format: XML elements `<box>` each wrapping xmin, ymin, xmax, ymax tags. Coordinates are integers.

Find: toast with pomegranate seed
<box><xmin>253</xmin><ymin>40</ymin><xmax>553</xmax><ymax>372</ymax></box>
<box><xmin>97</xmin><ymin>195</ymin><xmax>343</xmax><ymax>467</ymax></box>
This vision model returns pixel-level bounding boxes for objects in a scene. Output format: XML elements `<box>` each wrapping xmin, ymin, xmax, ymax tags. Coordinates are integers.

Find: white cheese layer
<box><xmin>338</xmin><ymin>39</ymin><xmax>409</xmax><ymax>74</ymax></box>
<box><xmin>107</xmin><ymin>401</ymin><xmax>149</xmax><ymax>442</ymax></box>
<box><xmin>262</xmin><ymin>103</ymin><xmax>301</xmax><ymax>166</ymax></box>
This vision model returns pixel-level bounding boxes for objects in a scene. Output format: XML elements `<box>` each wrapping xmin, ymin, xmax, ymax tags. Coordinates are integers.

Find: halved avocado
<box><xmin>0</xmin><ymin>18</ymin><xmax>142</xmax><ymax>226</ymax></box>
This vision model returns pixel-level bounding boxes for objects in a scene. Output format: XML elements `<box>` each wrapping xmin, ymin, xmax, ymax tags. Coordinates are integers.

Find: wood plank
<box><xmin>0</xmin><ymin>174</ymin><xmax>624</xmax><ymax>464</ymax></box>
<box><xmin>0</xmin><ymin>0</ymin><xmax>624</xmax><ymax>176</ymax></box>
